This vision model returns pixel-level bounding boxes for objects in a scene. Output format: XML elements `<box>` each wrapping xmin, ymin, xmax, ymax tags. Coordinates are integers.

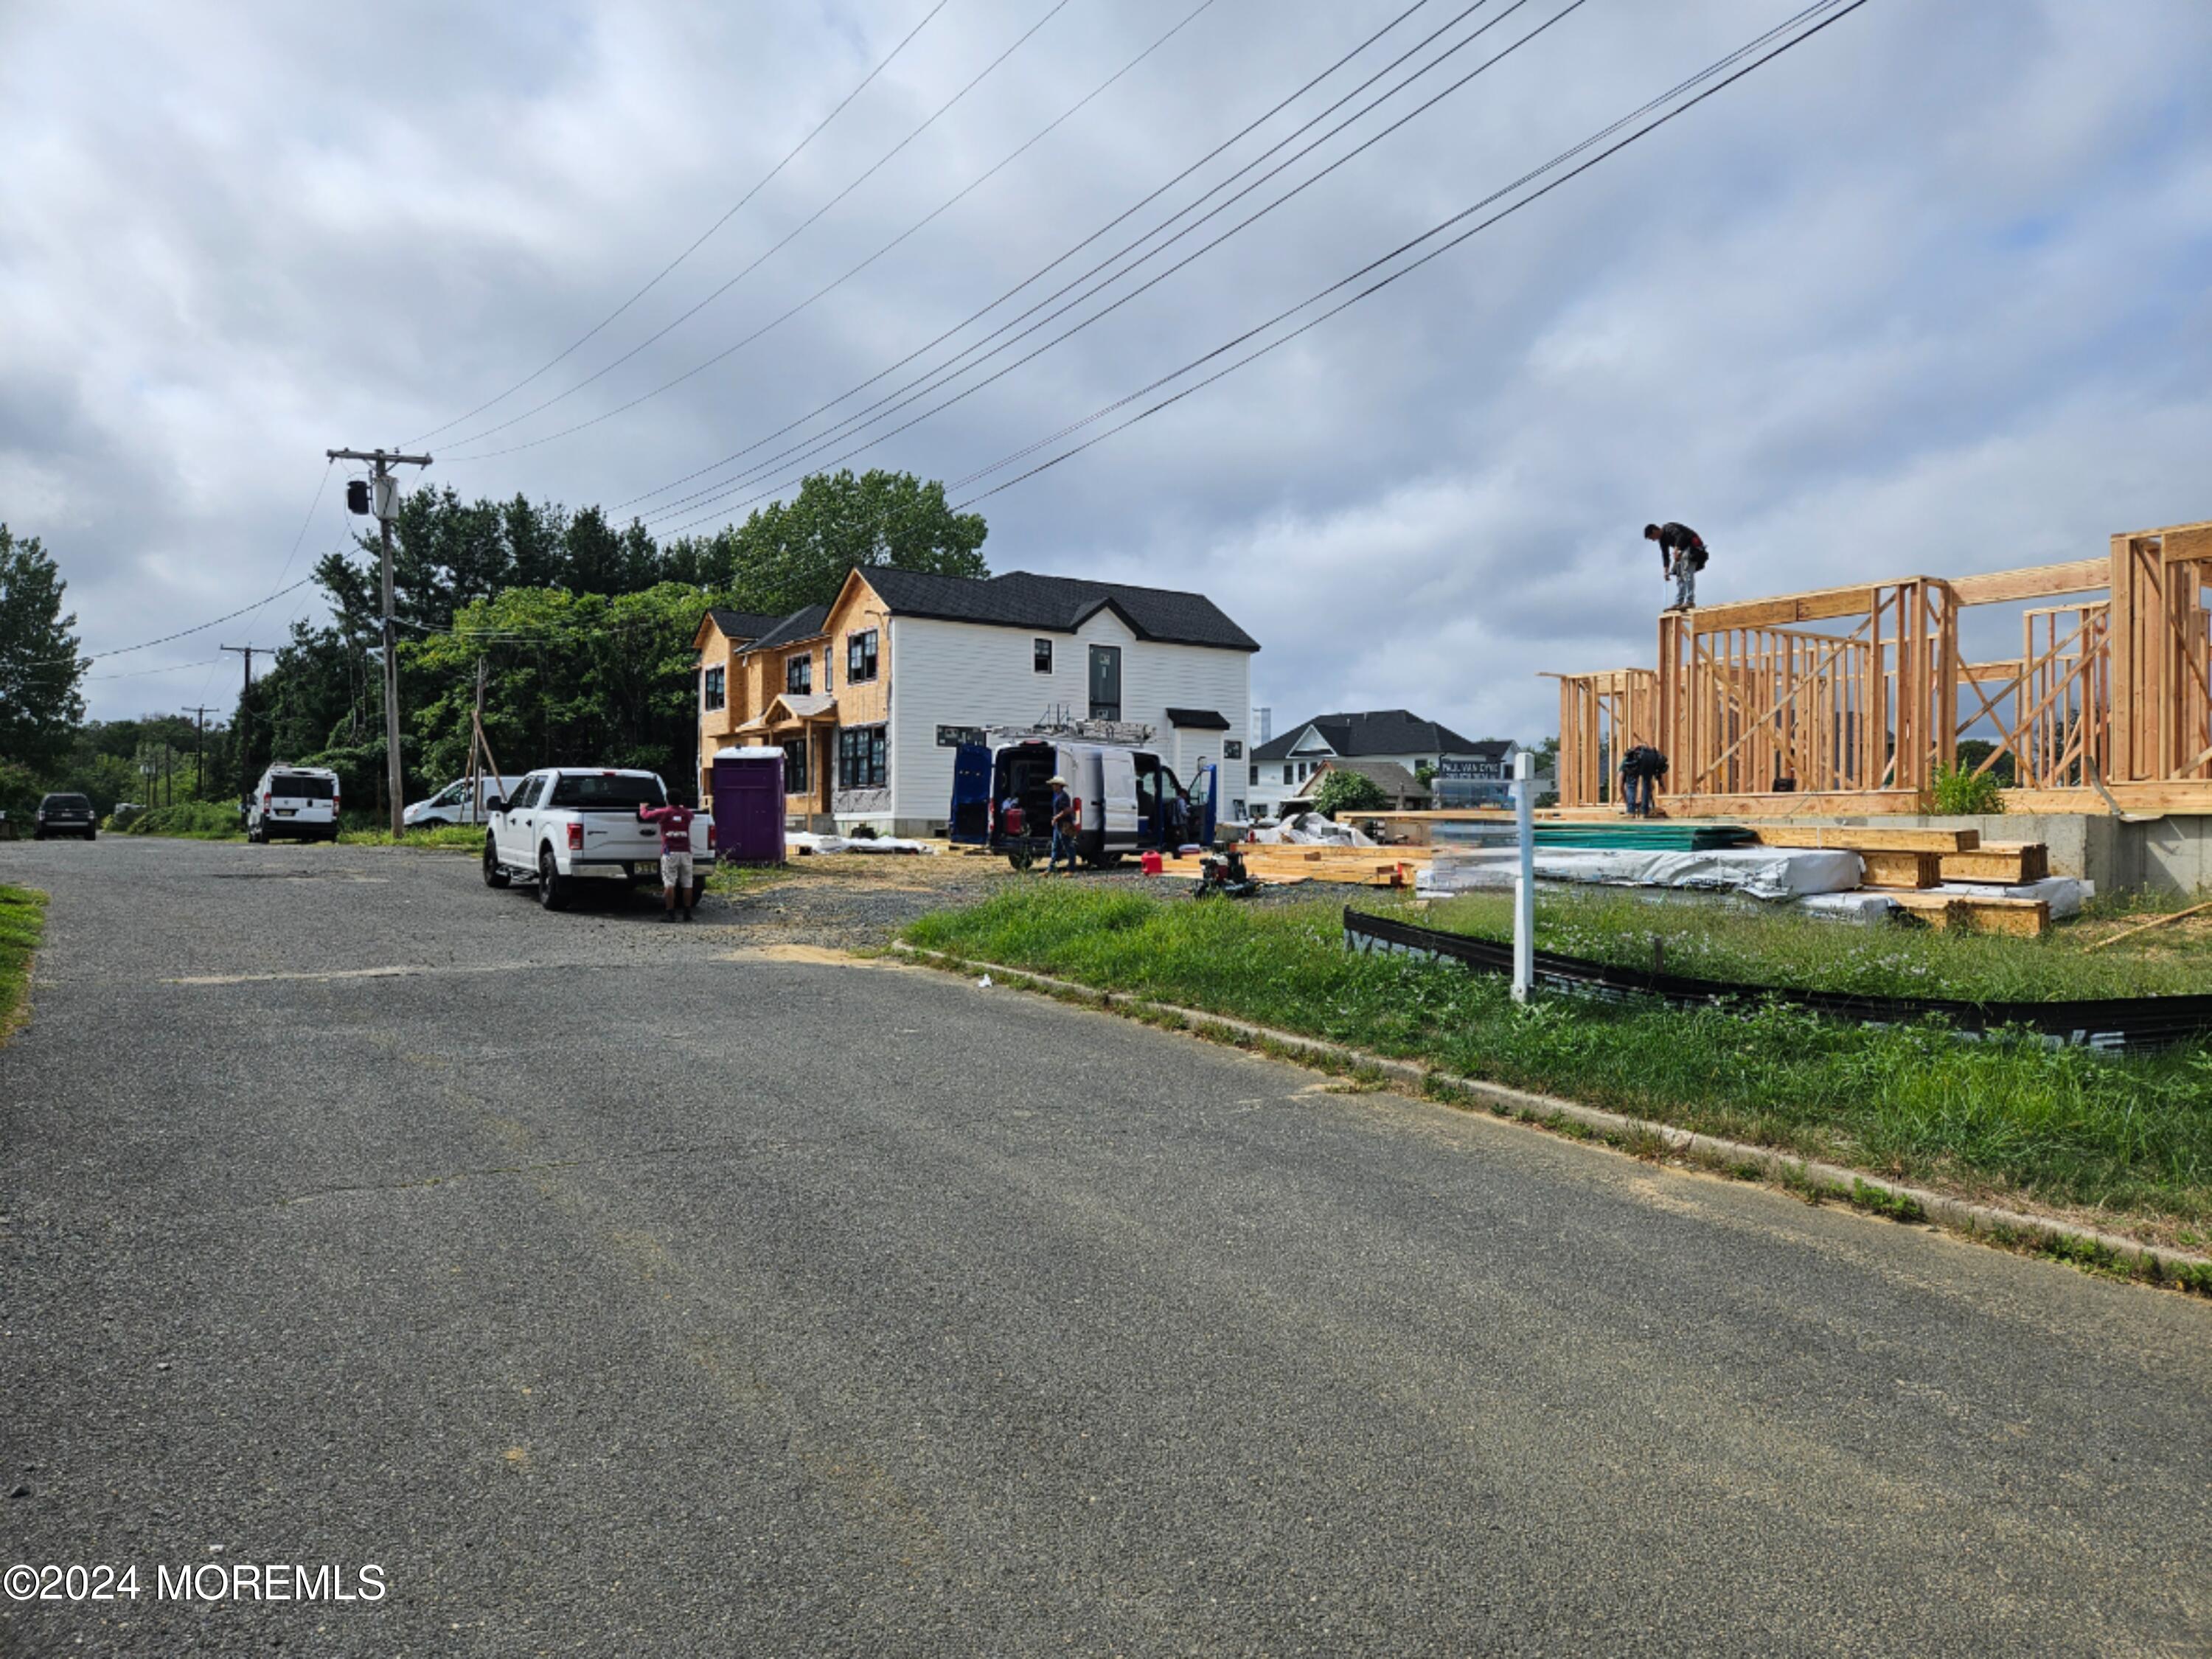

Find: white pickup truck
<box><xmin>480</xmin><ymin>768</ymin><xmax>712</xmax><ymax>911</ymax></box>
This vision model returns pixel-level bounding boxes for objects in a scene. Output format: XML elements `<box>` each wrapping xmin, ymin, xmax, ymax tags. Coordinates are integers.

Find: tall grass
<box><xmin>0</xmin><ymin>885</ymin><xmax>46</xmax><ymax>1043</ymax></box>
<box><xmin>337</xmin><ymin>824</ymin><xmax>484</xmax><ymax>850</ymax></box>
<box><xmin>119</xmin><ymin>800</ymin><xmax>245</xmax><ymax>839</ymax></box>
<box><xmin>907</xmin><ymin>886</ymin><xmax>2212</xmax><ymax>1230</ymax></box>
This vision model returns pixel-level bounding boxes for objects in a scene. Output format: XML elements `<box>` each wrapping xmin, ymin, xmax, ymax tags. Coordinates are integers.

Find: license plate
<box><xmin>276</xmin><ymin>808</ymin><xmax>296</xmax><ymax>816</ymax></box>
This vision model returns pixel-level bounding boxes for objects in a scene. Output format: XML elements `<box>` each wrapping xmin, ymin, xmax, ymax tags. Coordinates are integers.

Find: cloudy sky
<box><xmin>5</xmin><ymin>0</ymin><xmax>2209</xmax><ymax>738</ymax></box>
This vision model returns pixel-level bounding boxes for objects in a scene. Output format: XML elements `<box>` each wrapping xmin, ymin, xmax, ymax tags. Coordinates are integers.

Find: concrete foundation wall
<box><xmin>1718</xmin><ymin>812</ymin><xmax>2212</xmax><ymax>897</ymax></box>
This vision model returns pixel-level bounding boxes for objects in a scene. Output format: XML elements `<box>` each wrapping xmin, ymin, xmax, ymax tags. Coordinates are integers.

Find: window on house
<box><xmin>703</xmin><ymin>666</ymin><xmax>726</xmax><ymax>712</ymax></box>
<box><xmin>782</xmin><ymin>738</ymin><xmax>810</xmax><ymax>795</ymax></box>
<box><xmin>846</xmin><ymin>629</ymin><xmax>879</xmax><ymax>683</ymax></box>
<box><xmin>1088</xmin><ymin>644</ymin><xmax>1121</xmax><ymax>721</ymax></box>
<box><xmin>1034</xmin><ymin>639</ymin><xmax>1053</xmax><ymax>674</ymax></box>
<box><xmin>837</xmin><ymin>724</ymin><xmax>887</xmax><ymax>789</ymax></box>
<box><xmin>823</xmin><ymin>644</ymin><xmax>832</xmax><ymax>693</ymax></box>
<box><xmin>1249</xmin><ymin>764</ymin><xmax>1259</xmax><ymax>786</ymax></box>
<box><xmin>1224</xmin><ymin>740</ymin><xmax>1242</xmax><ymax>759</ymax></box>
<box><xmin>787</xmin><ymin>654</ymin><xmax>811</xmax><ymax>695</ymax></box>
<box><xmin>1282</xmin><ymin>765</ymin><xmax>1293</xmax><ymax>785</ymax></box>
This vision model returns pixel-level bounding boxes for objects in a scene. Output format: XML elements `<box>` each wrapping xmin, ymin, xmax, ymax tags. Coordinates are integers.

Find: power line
<box><xmin>653</xmin><ymin>0</ymin><xmax>1581</xmax><ymax>535</ymax></box>
<box><xmin>493</xmin><ymin>0</ymin><xmax>1445</xmax><ymax>487</ymax></box>
<box><xmin>405</xmin><ymin>0</ymin><xmax>955</xmax><ymax>446</ymax></box>
<box><xmin>615</xmin><ymin>0</ymin><xmax>1513</xmax><ymax>526</ymax></box>
<box><xmin>950</xmin><ymin>0</ymin><xmax>1874</xmax><ymax>507</ymax></box>
<box><xmin>14</xmin><ymin>575</ymin><xmax>320</xmax><ymax>672</ymax></box>
<box><xmin>441</xmin><ymin>0</ymin><xmax>1224</xmax><ymax>468</ymax></box>
<box><xmin>436</xmin><ymin>0</ymin><xmax>1076</xmax><ymax>455</ymax></box>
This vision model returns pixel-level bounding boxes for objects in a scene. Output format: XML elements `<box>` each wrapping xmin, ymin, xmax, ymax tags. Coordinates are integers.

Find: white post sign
<box><xmin>1512</xmin><ymin>749</ymin><xmax>1534</xmax><ymax>1003</ymax></box>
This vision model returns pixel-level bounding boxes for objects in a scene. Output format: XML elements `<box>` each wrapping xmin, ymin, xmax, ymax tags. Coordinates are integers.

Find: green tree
<box><xmin>0</xmin><ymin>524</ymin><xmax>86</xmax><ymax>775</ymax></box>
<box><xmin>716</xmin><ymin>469</ymin><xmax>988</xmax><ymax>613</ymax></box>
<box><xmin>1310</xmin><ymin>769</ymin><xmax>1390</xmax><ymax>819</ymax></box>
<box><xmin>403</xmin><ymin>582</ymin><xmax>717</xmax><ymax>787</ymax></box>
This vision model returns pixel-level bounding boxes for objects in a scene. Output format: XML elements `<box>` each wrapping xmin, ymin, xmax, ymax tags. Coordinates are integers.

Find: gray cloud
<box><xmin>4</xmin><ymin>0</ymin><xmax>2207</xmax><ymax>735</ymax></box>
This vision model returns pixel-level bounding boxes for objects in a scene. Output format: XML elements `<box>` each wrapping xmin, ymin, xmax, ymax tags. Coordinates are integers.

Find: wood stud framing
<box><xmin>1551</xmin><ymin>521</ymin><xmax>2212</xmax><ymax>815</ymax></box>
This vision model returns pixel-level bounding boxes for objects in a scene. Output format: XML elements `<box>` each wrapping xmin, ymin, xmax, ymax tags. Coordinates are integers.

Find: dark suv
<box><xmin>34</xmin><ymin>793</ymin><xmax>97</xmax><ymax>841</ymax></box>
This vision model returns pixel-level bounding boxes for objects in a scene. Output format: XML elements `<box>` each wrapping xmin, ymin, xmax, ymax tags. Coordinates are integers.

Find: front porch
<box><xmin>734</xmin><ymin>692</ymin><xmax>838</xmax><ymax>831</ymax></box>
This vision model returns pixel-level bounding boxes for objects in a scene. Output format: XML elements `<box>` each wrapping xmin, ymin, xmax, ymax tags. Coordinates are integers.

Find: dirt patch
<box><xmin>718</xmin><ymin>943</ymin><xmax>911</xmax><ymax>968</ymax></box>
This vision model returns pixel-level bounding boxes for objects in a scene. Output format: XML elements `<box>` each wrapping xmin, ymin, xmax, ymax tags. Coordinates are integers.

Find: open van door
<box><xmin>1097</xmin><ymin>747</ymin><xmax>1138</xmax><ymax>859</ymax></box>
<box><xmin>1197</xmin><ymin>761</ymin><xmax>1219</xmax><ymax>844</ymax></box>
<box><xmin>948</xmin><ymin>743</ymin><xmax>992</xmax><ymax>845</ymax></box>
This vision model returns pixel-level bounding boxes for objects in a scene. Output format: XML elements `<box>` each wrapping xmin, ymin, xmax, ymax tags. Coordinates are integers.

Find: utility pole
<box><xmin>220</xmin><ymin>645</ymin><xmax>273</xmax><ymax>804</ymax></box>
<box><xmin>184</xmin><ymin>706</ymin><xmax>215</xmax><ymax>800</ymax></box>
<box><xmin>329</xmin><ymin>446</ymin><xmax>433</xmax><ymax>835</ymax></box>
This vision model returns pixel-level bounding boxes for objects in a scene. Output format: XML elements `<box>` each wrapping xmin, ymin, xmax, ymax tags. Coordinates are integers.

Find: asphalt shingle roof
<box><xmin>860</xmin><ymin>568</ymin><xmax>1259</xmax><ymax>652</ymax></box>
<box><xmin>737</xmin><ymin>605</ymin><xmax>830</xmax><ymax>655</ymax></box>
<box><xmin>703</xmin><ymin>608</ymin><xmax>789</xmax><ymax>643</ymax></box>
<box><xmin>1252</xmin><ymin>710</ymin><xmax>1498</xmax><ymax>763</ymax></box>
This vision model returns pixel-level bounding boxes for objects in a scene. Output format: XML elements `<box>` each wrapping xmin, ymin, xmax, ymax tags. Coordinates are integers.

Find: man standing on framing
<box><xmin>1644</xmin><ymin>521</ymin><xmax>1708</xmax><ymax>611</ymax></box>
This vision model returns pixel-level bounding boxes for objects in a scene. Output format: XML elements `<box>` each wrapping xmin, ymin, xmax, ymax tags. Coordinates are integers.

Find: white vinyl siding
<box><xmin>880</xmin><ymin>612</ymin><xmax>1252</xmax><ymax>831</ymax></box>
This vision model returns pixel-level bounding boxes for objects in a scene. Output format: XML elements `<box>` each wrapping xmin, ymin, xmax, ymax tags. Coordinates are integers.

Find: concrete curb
<box><xmin>889</xmin><ymin>942</ymin><xmax>2212</xmax><ymax>1293</ymax></box>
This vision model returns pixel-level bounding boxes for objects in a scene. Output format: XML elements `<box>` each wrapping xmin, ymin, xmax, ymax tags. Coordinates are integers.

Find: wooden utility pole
<box><xmin>220</xmin><ymin>645</ymin><xmax>273</xmax><ymax>804</ymax></box>
<box><xmin>183</xmin><ymin>706</ymin><xmax>215</xmax><ymax>799</ymax></box>
<box><xmin>327</xmin><ymin>447</ymin><xmax>432</xmax><ymax>835</ymax></box>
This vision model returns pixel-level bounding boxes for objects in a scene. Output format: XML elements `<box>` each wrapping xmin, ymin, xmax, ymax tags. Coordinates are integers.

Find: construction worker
<box><xmin>1644</xmin><ymin>522</ymin><xmax>1708</xmax><ymax>611</ymax></box>
<box><xmin>1047</xmin><ymin>774</ymin><xmax>1077</xmax><ymax>874</ymax></box>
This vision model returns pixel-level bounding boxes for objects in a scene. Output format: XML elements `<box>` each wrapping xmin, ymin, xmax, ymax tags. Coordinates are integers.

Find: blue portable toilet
<box><xmin>711</xmin><ymin>746</ymin><xmax>785</xmax><ymax>866</ymax></box>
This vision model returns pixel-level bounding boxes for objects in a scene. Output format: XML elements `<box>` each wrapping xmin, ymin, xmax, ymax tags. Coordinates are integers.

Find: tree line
<box><xmin>0</xmin><ymin>470</ymin><xmax>987</xmax><ymax>824</ymax></box>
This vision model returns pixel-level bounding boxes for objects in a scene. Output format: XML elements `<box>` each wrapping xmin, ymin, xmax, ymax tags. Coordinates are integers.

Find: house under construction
<box><xmin>1548</xmin><ymin>518</ymin><xmax>2212</xmax><ymax>818</ymax></box>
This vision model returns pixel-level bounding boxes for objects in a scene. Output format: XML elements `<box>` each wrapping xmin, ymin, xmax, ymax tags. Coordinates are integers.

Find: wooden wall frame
<box><xmin>1548</xmin><ymin>520</ymin><xmax>2212</xmax><ymax>815</ymax></box>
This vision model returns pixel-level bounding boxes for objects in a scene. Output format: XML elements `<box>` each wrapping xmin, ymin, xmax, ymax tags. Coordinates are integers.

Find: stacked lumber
<box><xmin>1938</xmin><ymin>841</ymin><xmax>2049</xmax><ymax>884</ymax></box>
<box><xmin>1856</xmin><ymin>849</ymin><xmax>1943</xmax><ymax>891</ymax></box>
<box><xmin>1887</xmin><ymin>891</ymin><xmax>2052</xmax><ymax>937</ymax></box>
<box><xmin>1749</xmin><ymin>826</ymin><xmax>1980</xmax><ymax>853</ymax></box>
<box><xmin>1738</xmin><ymin>825</ymin><xmax>2061</xmax><ymax>931</ymax></box>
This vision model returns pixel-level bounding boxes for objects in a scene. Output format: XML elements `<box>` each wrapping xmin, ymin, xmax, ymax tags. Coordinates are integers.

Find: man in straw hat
<box><xmin>1047</xmin><ymin>773</ymin><xmax>1077</xmax><ymax>874</ymax></box>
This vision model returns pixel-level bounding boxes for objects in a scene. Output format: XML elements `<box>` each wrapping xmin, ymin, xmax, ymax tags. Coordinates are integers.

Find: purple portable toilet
<box><xmin>711</xmin><ymin>746</ymin><xmax>785</xmax><ymax>866</ymax></box>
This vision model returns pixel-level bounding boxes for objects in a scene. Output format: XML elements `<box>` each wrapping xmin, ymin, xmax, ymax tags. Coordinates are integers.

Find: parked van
<box><xmin>246</xmin><ymin>764</ymin><xmax>341</xmax><ymax>843</ymax></box>
<box><xmin>948</xmin><ymin>738</ymin><xmax>1216</xmax><ymax>869</ymax></box>
<box><xmin>403</xmin><ymin>775</ymin><xmax>523</xmax><ymax>829</ymax></box>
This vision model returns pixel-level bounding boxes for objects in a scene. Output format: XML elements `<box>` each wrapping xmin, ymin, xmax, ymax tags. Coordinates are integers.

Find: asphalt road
<box><xmin>3</xmin><ymin>835</ymin><xmax>2208</xmax><ymax>1656</ymax></box>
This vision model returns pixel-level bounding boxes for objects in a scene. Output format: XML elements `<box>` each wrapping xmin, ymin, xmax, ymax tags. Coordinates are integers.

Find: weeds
<box><xmin>1412</xmin><ymin>887</ymin><xmax>2211</xmax><ymax>1001</ymax></box>
<box><xmin>906</xmin><ymin>885</ymin><xmax>2212</xmax><ymax>1231</ymax></box>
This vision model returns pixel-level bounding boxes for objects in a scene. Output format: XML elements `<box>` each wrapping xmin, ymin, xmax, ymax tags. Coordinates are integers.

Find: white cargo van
<box><xmin>403</xmin><ymin>775</ymin><xmax>522</xmax><ymax>829</ymax></box>
<box><xmin>947</xmin><ymin>737</ymin><xmax>1216</xmax><ymax>869</ymax></box>
<box><xmin>246</xmin><ymin>764</ymin><xmax>341</xmax><ymax>843</ymax></box>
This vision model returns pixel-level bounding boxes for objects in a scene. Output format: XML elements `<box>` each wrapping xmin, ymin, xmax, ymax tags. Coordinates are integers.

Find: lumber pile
<box><xmin>1749</xmin><ymin>826</ymin><xmax>1980</xmax><ymax>853</ymax></box>
<box><xmin>1856</xmin><ymin>849</ymin><xmax>1943</xmax><ymax>891</ymax></box>
<box><xmin>1887</xmin><ymin>891</ymin><xmax>2053</xmax><ymax>937</ymax></box>
<box><xmin>1938</xmin><ymin>841</ymin><xmax>2049</xmax><ymax>884</ymax></box>
<box><xmin>1161</xmin><ymin>846</ymin><xmax>1433</xmax><ymax>888</ymax></box>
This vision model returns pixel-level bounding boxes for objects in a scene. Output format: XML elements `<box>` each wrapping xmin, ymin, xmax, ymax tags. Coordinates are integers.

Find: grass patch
<box><xmin>705</xmin><ymin>862</ymin><xmax>798</xmax><ymax>898</ymax></box>
<box><xmin>906</xmin><ymin>886</ymin><xmax>2212</xmax><ymax>1232</ymax></box>
<box><xmin>337</xmin><ymin>824</ymin><xmax>483</xmax><ymax>851</ymax></box>
<box><xmin>1409</xmin><ymin>887</ymin><xmax>2211</xmax><ymax>1001</ymax></box>
<box><xmin>0</xmin><ymin>885</ymin><xmax>47</xmax><ymax>1044</ymax></box>
<box><xmin>119</xmin><ymin>800</ymin><xmax>245</xmax><ymax>840</ymax></box>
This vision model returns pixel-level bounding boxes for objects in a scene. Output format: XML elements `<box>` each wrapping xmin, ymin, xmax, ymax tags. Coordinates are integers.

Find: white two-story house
<box><xmin>695</xmin><ymin>567</ymin><xmax>1259</xmax><ymax>836</ymax></box>
<box><xmin>1248</xmin><ymin>711</ymin><xmax>1516</xmax><ymax>818</ymax></box>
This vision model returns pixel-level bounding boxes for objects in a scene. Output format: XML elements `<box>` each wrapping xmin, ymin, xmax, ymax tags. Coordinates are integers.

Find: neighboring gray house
<box><xmin>1249</xmin><ymin>710</ymin><xmax>1518</xmax><ymax>818</ymax></box>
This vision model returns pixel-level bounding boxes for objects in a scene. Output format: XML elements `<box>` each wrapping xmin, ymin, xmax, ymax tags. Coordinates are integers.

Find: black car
<box><xmin>34</xmin><ymin>793</ymin><xmax>97</xmax><ymax>841</ymax></box>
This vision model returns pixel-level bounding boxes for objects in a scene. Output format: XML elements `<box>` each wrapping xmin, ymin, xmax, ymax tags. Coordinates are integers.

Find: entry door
<box><xmin>1088</xmin><ymin>645</ymin><xmax>1121</xmax><ymax>721</ymax></box>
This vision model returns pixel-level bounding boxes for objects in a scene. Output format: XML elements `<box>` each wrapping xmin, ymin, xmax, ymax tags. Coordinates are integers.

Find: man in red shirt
<box><xmin>637</xmin><ymin>793</ymin><xmax>699</xmax><ymax>922</ymax></box>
